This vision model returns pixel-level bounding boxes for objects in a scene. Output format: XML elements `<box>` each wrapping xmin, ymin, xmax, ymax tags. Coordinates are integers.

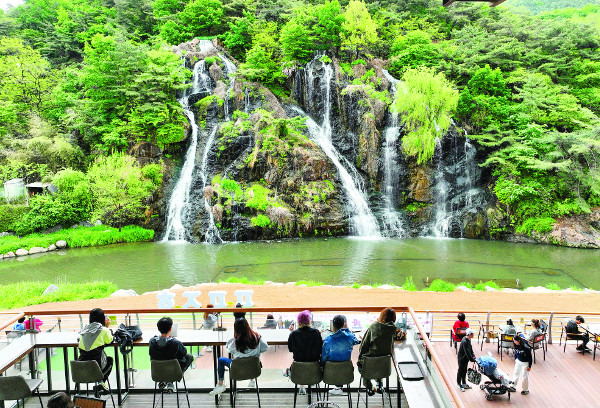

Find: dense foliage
<box><xmin>1</xmin><ymin>0</ymin><xmax>599</xmax><ymax>237</ymax></box>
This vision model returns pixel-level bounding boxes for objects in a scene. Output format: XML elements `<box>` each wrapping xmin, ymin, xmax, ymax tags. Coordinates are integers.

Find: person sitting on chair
<box><xmin>209</xmin><ymin>318</ymin><xmax>268</xmax><ymax>396</ymax></box>
<box><xmin>524</xmin><ymin>319</ymin><xmax>543</xmax><ymax>344</ymax></box>
<box><xmin>500</xmin><ymin>318</ymin><xmax>517</xmax><ymax>351</ymax></box>
<box><xmin>149</xmin><ymin>317</ymin><xmax>194</xmax><ymax>392</ymax></box>
<box><xmin>322</xmin><ymin>314</ymin><xmax>359</xmax><ymax>395</ymax></box>
<box><xmin>233</xmin><ymin>303</ymin><xmax>246</xmax><ymax>320</ymax></box>
<box><xmin>77</xmin><ymin>308</ymin><xmax>113</xmax><ymax>398</ymax></box>
<box><xmin>47</xmin><ymin>392</ymin><xmax>74</xmax><ymax>408</ymax></box>
<box><xmin>452</xmin><ymin>313</ymin><xmax>469</xmax><ymax>342</ymax></box>
<box><xmin>358</xmin><ymin>307</ymin><xmax>397</xmax><ymax>396</ymax></box>
<box><xmin>566</xmin><ymin>315</ymin><xmax>590</xmax><ymax>352</ymax></box>
<box><xmin>13</xmin><ymin>317</ymin><xmax>26</xmax><ymax>331</ymax></box>
<box><xmin>263</xmin><ymin>314</ymin><xmax>277</xmax><ymax>329</ymax></box>
<box><xmin>285</xmin><ymin>310</ymin><xmax>323</xmax><ymax>394</ymax></box>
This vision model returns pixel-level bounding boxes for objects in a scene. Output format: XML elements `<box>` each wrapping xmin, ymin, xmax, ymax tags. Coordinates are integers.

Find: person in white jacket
<box><xmin>209</xmin><ymin>318</ymin><xmax>268</xmax><ymax>395</ymax></box>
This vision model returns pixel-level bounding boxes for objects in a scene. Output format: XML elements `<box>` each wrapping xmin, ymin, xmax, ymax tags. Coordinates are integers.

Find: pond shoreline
<box><xmin>17</xmin><ymin>282</ymin><xmax>600</xmax><ymax>314</ymax></box>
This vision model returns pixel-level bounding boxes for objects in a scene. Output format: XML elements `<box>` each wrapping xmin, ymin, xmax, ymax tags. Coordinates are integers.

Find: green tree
<box><xmin>87</xmin><ymin>154</ymin><xmax>162</xmax><ymax>227</ymax></box>
<box><xmin>221</xmin><ymin>11</ymin><xmax>255</xmax><ymax>60</ymax></box>
<box><xmin>238</xmin><ymin>44</ymin><xmax>284</xmax><ymax>84</ymax></box>
<box><xmin>340</xmin><ymin>0</ymin><xmax>378</xmax><ymax>60</ymax></box>
<box><xmin>313</xmin><ymin>0</ymin><xmax>344</xmax><ymax>50</ymax></box>
<box><xmin>280</xmin><ymin>14</ymin><xmax>315</xmax><ymax>65</ymax></box>
<box><xmin>388</xmin><ymin>30</ymin><xmax>442</xmax><ymax>76</ymax></box>
<box><xmin>394</xmin><ymin>67</ymin><xmax>459</xmax><ymax>164</ymax></box>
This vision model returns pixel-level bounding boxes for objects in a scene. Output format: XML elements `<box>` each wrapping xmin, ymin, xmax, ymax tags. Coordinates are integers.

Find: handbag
<box><xmin>467</xmin><ymin>366</ymin><xmax>482</xmax><ymax>385</ymax></box>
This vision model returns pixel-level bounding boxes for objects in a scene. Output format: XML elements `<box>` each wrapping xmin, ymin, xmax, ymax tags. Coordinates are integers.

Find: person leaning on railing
<box><xmin>77</xmin><ymin>308</ymin><xmax>113</xmax><ymax>397</ymax></box>
<box><xmin>358</xmin><ymin>307</ymin><xmax>397</xmax><ymax>396</ymax></box>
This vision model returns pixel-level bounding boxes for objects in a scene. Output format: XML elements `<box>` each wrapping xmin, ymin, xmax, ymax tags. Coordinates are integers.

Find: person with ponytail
<box><xmin>209</xmin><ymin>318</ymin><xmax>268</xmax><ymax>396</ymax></box>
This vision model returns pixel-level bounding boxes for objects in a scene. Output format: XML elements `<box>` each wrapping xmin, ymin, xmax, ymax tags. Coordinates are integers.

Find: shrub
<box><xmin>545</xmin><ymin>282</ymin><xmax>560</xmax><ymax>290</ymax></box>
<box><xmin>0</xmin><ymin>204</ymin><xmax>30</xmax><ymax>232</ymax></box>
<box><xmin>204</xmin><ymin>56</ymin><xmax>222</xmax><ymax>66</ymax></box>
<box><xmin>474</xmin><ymin>280</ymin><xmax>501</xmax><ymax>291</ymax></box>
<box><xmin>401</xmin><ymin>276</ymin><xmax>417</xmax><ymax>291</ymax></box>
<box><xmin>250</xmin><ymin>214</ymin><xmax>271</xmax><ymax>227</ymax></box>
<box><xmin>425</xmin><ymin>279</ymin><xmax>456</xmax><ymax>292</ymax></box>
<box><xmin>516</xmin><ymin>217</ymin><xmax>555</xmax><ymax>235</ymax></box>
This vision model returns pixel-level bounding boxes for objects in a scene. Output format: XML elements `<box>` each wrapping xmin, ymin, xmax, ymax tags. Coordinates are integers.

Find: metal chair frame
<box><xmin>356</xmin><ymin>356</ymin><xmax>392</xmax><ymax>408</ymax></box>
<box><xmin>451</xmin><ymin>327</ymin><xmax>468</xmax><ymax>353</ymax></box>
<box><xmin>228</xmin><ymin>356</ymin><xmax>262</xmax><ymax>408</ymax></box>
<box><xmin>497</xmin><ymin>334</ymin><xmax>514</xmax><ymax>361</ymax></box>
<box><xmin>323</xmin><ymin>361</ymin><xmax>353</xmax><ymax>408</ymax></box>
<box><xmin>150</xmin><ymin>359</ymin><xmax>191</xmax><ymax>408</ymax></box>
<box><xmin>0</xmin><ymin>375</ymin><xmax>44</xmax><ymax>408</ymax></box>
<box><xmin>70</xmin><ymin>360</ymin><xmax>116</xmax><ymax>408</ymax></box>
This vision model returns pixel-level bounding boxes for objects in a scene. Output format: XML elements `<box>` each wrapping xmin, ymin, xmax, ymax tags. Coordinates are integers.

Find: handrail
<box><xmin>25</xmin><ymin>306</ymin><xmax>411</xmax><ymax>316</ymax></box>
<box><xmin>0</xmin><ymin>311</ymin><xmax>25</xmax><ymax>331</ymax></box>
<box><xmin>409</xmin><ymin>306</ymin><xmax>466</xmax><ymax>408</ymax></box>
<box><xmin>23</xmin><ymin>307</ymin><xmax>600</xmax><ymax>317</ymax></box>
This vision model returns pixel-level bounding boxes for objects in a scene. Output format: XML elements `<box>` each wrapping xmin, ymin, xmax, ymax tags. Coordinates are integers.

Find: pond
<box><xmin>0</xmin><ymin>238</ymin><xmax>597</xmax><ymax>293</ymax></box>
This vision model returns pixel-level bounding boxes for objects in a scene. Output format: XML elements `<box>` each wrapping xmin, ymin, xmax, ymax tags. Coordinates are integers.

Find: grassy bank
<box><xmin>0</xmin><ymin>281</ymin><xmax>118</xmax><ymax>310</ymax></box>
<box><xmin>0</xmin><ymin>225</ymin><xmax>154</xmax><ymax>254</ymax></box>
<box><xmin>219</xmin><ymin>276</ymin><xmax>586</xmax><ymax>292</ymax></box>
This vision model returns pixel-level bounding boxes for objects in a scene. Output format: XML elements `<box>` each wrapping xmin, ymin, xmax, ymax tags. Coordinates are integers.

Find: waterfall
<box><xmin>380</xmin><ymin>70</ymin><xmax>408</xmax><ymax>237</ymax></box>
<box><xmin>162</xmin><ymin>58</ymin><xmax>212</xmax><ymax>241</ymax></box>
<box><xmin>295</xmin><ymin>55</ymin><xmax>381</xmax><ymax>238</ymax></box>
<box><xmin>430</xmin><ymin>131</ymin><xmax>485</xmax><ymax>238</ymax></box>
<box><xmin>163</xmin><ymin>41</ymin><xmax>238</xmax><ymax>243</ymax></box>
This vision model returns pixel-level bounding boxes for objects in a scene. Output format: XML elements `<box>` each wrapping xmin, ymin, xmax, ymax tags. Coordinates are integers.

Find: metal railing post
<box><xmin>548</xmin><ymin>312</ymin><xmax>554</xmax><ymax>344</ymax></box>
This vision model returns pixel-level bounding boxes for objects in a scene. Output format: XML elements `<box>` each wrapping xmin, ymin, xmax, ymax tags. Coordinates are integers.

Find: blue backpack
<box><xmin>477</xmin><ymin>355</ymin><xmax>497</xmax><ymax>376</ymax></box>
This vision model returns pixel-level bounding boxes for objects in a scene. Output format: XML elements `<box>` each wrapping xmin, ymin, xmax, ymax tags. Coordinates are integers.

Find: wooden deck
<box><xmin>15</xmin><ymin>338</ymin><xmax>600</xmax><ymax>407</ymax></box>
<box><xmin>432</xmin><ymin>339</ymin><xmax>600</xmax><ymax>407</ymax></box>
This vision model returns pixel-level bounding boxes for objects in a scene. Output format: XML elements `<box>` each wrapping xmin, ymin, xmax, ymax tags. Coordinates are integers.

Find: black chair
<box><xmin>151</xmin><ymin>359</ymin><xmax>190</xmax><ymax>408</ymax></box>
<box><xmin>0</xmin><ymin>375</ymin><xmax>44</xmax><ymax>408</ymax></box>
<box><xmin>559</xmin><ymin>322</ymin><xmax>586</xmax><ymax>352</ymax></box>
<box><xmin>497</xmin><ymin>334</ymin><xmax>514</xmax><ymax>360</ymax></box>
<box><xmin>290</xmin><ymin>361</ymin><xmax>322</xmax><ymax>408</ymax></box>
<box><xmin>323</xmin><ymin>360</ymin><xmax>354</xmax><ymax>407</ymax></box>
<box><xmin>529</xmin><ymin>333</ymin><xmax>546</xmax><ymax>363</ymax></box>
<box><xmin>592</xmin><ymin>333</ymin><xmax>600</xmax><ymax>361</ymax></box>
<box><xmin>70</xmin><ymin>361</ymin><xmax>116</xmax><ymax>408</ymax></box>
<box><xmin>357</xmin><ymin>356</ymin><xmax>392</xmax><ymax>408</ymax></box>
<box><xmin>229</xmin><ymin>356</ymin><xmax>262</xmax><ymax>408</ymax></box>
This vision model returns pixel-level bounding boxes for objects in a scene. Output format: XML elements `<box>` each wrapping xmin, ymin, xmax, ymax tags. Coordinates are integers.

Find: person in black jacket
<box><xmin>149</xmin><ymin>317</ymin><xmax>194</xmax><ymax>391</ymax></box>
<box><xmin>457</xmin><ymin>328</ymin><xmax>476</xmax><ymax>391</ymax></box>
<box><xmin>286</xmin><ymin>310</ymin><xmax>323</xmax><ymax>395</ymax></box>
<box><xmin>512</xmin><ymin>335</ymin><xmax>532</xmax><ymax>395</ymax></box>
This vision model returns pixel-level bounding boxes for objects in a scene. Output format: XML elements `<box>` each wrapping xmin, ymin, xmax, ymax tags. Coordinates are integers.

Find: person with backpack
<box><xmin>512</xmin><ymin>335</ymin><xmax>532</xmax><ymax>395</ymax></box>
<box><xmin>149</xmin><ymin>317</ymin><xmax>194</xmax><ymax>392</ymax></box>
<box><xmin>565</xmin><ymin>315</ymin><xmax>590</xmax><ymax>352</ymax></box>
<box><xmin>457</xmin><ymin>328</ymin><xmax>477</xmax><ymax>392</ymax></box>
<box><xmin>77</xmin><ymin>308</ymin><xmax>113</xmax><ymax>398</ymax></box>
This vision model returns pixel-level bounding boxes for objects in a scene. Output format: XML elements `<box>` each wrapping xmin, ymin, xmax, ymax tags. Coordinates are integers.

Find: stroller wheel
<box><xmin>480</xmin><ymin>385</ymin><xmax>485</xmax><ymax>390</ymax></box>
<box><xmin>485</xmin><ymin>394</ymin><xmax>492</xmax><ymax>401</ymax></box>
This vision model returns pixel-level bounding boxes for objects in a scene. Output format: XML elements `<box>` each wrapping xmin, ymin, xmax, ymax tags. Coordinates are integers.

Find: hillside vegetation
<box><xmin>0</xmin><ymin>0</ymin><xmax>599</xmax><ymax>239</ymax></box>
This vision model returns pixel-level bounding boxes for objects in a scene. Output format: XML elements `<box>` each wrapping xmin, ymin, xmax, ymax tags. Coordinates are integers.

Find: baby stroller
<box><xmin>476</xmin><ymin>356</ymin><xmax>512</xmax><ymax>401</ymax></box>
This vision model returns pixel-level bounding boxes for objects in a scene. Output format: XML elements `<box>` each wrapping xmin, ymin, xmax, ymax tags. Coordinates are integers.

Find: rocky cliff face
<box><xmin>153</xmin><ymin>41</ymin><xmax>600</xmax><ymax>249</ymax></box>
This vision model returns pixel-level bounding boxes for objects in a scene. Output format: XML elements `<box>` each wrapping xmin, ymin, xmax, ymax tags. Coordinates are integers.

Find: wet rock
<box><xmin>4</xmin><ymin>251</ymin><xmax>15</xmax><ymax>258</ymax></box>
<box><xmin>129</xmin><ymin>141</ymin><xmax>162</xmax><ymax>165</ymax></box>
<box><xmin>29</xmin><ymin>247</ymin><xmax>47</xmax><ymax>254</ymax></box>
<box><xmin>56</xmin><ymin>240</ymin><xmax>68</xmax><ymax>249</ymax></box>
<box><xmin>48</xmin><ymin>244</ymin><xmax>57</xmax><ymax>251</ymax></box>
<box><xmin>15</xmin><ymin>248</ymin><xmax>28</xmax><ymax>256</ymax></box>
<box><xmin>209</xmin><ymin>63</ymin><xmax>223</xmax><ymax>82</ymax></box>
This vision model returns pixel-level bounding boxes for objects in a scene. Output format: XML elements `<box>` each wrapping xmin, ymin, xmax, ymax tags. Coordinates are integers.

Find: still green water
<box><xmin>0</xmin><ymin>238</ymin><xmax>597</xmax><ymax>292</ymax></box>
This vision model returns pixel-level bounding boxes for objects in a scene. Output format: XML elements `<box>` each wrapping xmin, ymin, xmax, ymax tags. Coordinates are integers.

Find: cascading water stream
<box><xmin>431</xmin><ymin>129</ymin><xmax>484</xmax><ymax>238</ymax></box>
<box><xmin>163</xmin><ymin>41</ymin><xmax>238</xmax><ymax>243</ymax></box>
<box><xmin>380</xmin><ymin>70</ymin><xmax>407</xmax><ymax>237</ymax></box>
<box><xmin>162</xmin><ymin>58</ymin><xmax>212</xmax><ymax>241</ymax></box>
<box><xmin>200</xmin><ymin>53</ymin><xmax>237</xmax><ymax>243</ymax></box>
<box><xmin>295</xmin><ymin>56</ymin><xmax>380</xmax><ymax>238</ymax></box>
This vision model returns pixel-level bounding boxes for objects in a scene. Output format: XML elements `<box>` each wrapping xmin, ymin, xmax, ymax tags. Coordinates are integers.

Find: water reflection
<box><xmin>0</xmin><ymin>238</ymin><xmax>598</xmax><ymax>292</ymax></box>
